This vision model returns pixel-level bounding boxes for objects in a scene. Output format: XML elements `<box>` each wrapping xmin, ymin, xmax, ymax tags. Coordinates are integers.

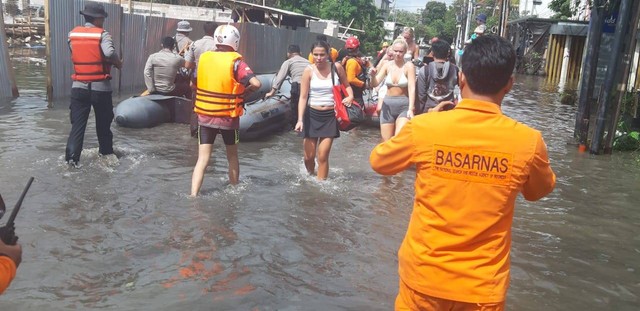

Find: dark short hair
<box><xmin>84</xmin><ymin>15</ymin><xmax>95</xmax><ymax>24</ymax></box>
<box><xmin>310</xmin><ymin>41</ymin><xmax>331</xmax><ymax>55</ymax></box>
<box><xmin>288</xmin><ymin>44</ymin><xmax>300</xmax><ymax>54</ymax></box>
<box><xmin>460</xmin><ymin>35</ymin><xmax>515</xmax><ymax>95</ymax></box>
<box><xmin>316</xmin><ymin>34</ymin><xmax>328</xmax><ymax>42</ymax></box>
<box><xmin>431</xmin><ymin>40</ymin><xmax>450</xmax><ymax>59</ymax></box>
<box><xmin>162</xmin><ymin>36</ymin><xmax>175</xmax><ymax>49</ymax></box>
<box><xmin>203</xmin><ymin>22</ymin><xmax>218</xmax><ymax>35</ymax></box>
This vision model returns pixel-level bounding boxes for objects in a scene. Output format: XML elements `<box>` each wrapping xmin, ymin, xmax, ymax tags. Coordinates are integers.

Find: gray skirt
<box><xmin>302</xmin><ymin>107</ymin><xmax>340</xmax><ymax>138</ymax></box>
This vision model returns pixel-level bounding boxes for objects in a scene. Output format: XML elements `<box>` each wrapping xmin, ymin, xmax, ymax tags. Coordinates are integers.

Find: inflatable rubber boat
<box><xmin>114</xmin><ymin>74</ymin><xmax>293</xmax><ymax>141</ymax></box>
<box><xmin>362</xmin><ymin>90</ymin><xmax>380</xmax><ymax>127</ymax></box>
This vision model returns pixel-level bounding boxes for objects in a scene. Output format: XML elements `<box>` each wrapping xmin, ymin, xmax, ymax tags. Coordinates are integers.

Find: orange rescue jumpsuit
<box><xmin>370</xmin><ymin>99</ymin><xmax>556</xmax><ymax>310</ymax></box>
<box><xmin>0</xmin><ymin>256</ymin><xmax>17</xmax><ymax>294</ymax></box>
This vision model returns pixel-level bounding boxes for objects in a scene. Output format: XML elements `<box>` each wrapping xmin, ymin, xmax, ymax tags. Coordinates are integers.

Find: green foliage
<box><xmin>560</xmin><ymin>90</ymin><xmax>578</xmax><ymax>106</ymax></box>
<box><xmin>549</xmin><ymin>0</ymin><xmax>578</xmax><ymax>19</ymax></box>
<box><xmin>421</xmin><ymin>1</ymin><xmax>448</xmax><ymax>25</ymax></box>
<box><xmin>613</xmin><ymin>92</ymin><xmax>640</xmax><ymax>151</ymax></box>
<box><xmin>523</xmin><ymin>51</ymin><xmax>543</xmax><ymax>74</ymax></box>
<box><xmin>613</xmin><ymin>121</ymin><xmax>640</xmax><ymax>151</ymax></box>
<box><xmin>279</xmin><ymin>0</ymin><xmax>384</xmax><ymax>55</ymax></box>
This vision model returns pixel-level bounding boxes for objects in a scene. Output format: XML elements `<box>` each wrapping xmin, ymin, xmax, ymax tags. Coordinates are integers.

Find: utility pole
<box><xmin>463</xmin><ymin>0</ymin><xmax>473</xmax><ymax>43</ymax></box>
<box><xmin>591</xmin><ymin>0</ymin><xmax>634</xmax><ymax>154</ymax></box>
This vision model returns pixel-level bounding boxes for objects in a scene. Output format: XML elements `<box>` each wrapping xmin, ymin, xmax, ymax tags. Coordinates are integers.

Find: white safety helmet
<box><xmin>214</xmin><ymin>25</ymin><xmax>241</xmax><ymax>51</ymax></box>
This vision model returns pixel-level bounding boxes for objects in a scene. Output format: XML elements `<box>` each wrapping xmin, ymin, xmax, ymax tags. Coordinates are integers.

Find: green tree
<box><xmin>279</xmin><ymin>0</ymin><xmax>384</xmax><ymax>55</ymax></box>
<box><xmin>421</xmin><ymin>1</ymin><xmax>447</xmax><ymax>25</ymax></box>
<box><xmin>278</xmin><ymin>0</ymin><xmax>322</xmax><ymax>15</ymax></box>
<box><xmin>549</xmin><ymin>0</ymin><xmax>578</xmax><ymax>19</ymax></box>
<box><xmin>321</xmin><ymin>0</ymin><xmax>385</xmax><ymax>54</ymax></box>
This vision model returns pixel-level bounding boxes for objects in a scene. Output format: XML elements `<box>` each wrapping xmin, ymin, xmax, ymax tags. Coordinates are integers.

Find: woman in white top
<box><xmin>369</xmin><ymin>38</ymin><xmax>416</xmax><ymax>142</ymax></box>
<box><xmin>295</xmin><ymin>41</ymin><xmax>353</xmax><ymax>180</ymax></box>
<box><xmin>401</xmin><ymin>27</ymin><xmax>420</xmax><ymax>62</ymax></box>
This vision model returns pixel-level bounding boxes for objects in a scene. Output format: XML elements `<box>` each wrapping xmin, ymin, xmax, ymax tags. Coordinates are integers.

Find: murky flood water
<box><xmin>0</xmin><ymin>50</ymin><xmax>638</xmax><ymax>310</ymax></box>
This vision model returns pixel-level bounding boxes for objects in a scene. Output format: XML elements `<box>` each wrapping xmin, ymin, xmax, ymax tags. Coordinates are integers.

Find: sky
<box><xmin>394</xmin><ymin>0</ymin><xmax>455</xmax><ymax>13</ymax></box>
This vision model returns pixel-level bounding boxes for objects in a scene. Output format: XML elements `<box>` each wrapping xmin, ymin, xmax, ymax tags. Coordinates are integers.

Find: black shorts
<box><xmin>198</xmin><ymin>126</ymin><xmax>239</xmax><ymax>145</ymax></box>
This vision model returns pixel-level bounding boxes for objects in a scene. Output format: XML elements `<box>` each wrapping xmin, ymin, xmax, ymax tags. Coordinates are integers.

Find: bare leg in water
<box><xmin>303</xmin><ymin>137</ymin><xmax>318</xmax><ymax>175</ymax></box>
<box><xmin>315</xmin><ymin>137</ymin><xmax>334</xmax><ymax>180</ymax></box>
<box><xmin>225</xmin><ymin>144</ymin><xmax>239</xmax><ymax>185</ymax></box>
<box><xmin>191</xmin><ymin>143</ymin><xmax>213</xmax><ymax>196</ymax></box>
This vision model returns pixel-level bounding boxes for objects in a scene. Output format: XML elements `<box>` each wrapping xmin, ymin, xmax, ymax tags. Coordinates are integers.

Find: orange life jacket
<box><xmin>69</xmin><ymin>26</ymin><xmax>111</xmax><ymax>82</ymax></box>
<box><xmin>194</xmin><ymin>51</ymin><xmax>245</xmax><ymax>117</ymax></box>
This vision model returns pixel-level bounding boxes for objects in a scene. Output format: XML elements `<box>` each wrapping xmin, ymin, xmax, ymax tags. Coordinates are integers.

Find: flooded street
<box><xmin>0</xmin><ymin>50</ymin><xmax>638</xmax><ymax>310</ymax></box>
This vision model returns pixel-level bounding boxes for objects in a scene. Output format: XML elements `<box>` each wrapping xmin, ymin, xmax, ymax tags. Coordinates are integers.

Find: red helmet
<box><xmin>345</xmin><ymin>37</ymin><xmax>360</xmax><ymax>49</ymax></box>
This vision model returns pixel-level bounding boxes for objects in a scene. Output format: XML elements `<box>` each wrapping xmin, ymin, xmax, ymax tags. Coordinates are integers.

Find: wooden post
<box><xmin>45</xmin><ymin>0</ymin><xmax>52</xmax><ymax>104</ymax></box>
<box><xmin>0</xmin><ymin>2</ymin><xmax>19</xmax><ymax>97</ymax></box>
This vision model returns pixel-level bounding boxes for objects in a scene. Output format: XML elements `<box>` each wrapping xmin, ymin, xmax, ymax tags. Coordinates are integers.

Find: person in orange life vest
<box><xmin>65</xmin><ymin>3</ymin><xmax>122</xmax><ymax>167</ymax></box>
<box><xmin>370</xmin><ymin>35</ymin><xmax>556</xmax><ymax>311</ymax></box>
<box><xmin>294</xmin><ymin>41</ymin><xmax>353</xmax><ymax>180</ymax></box>
<box><xmin>0</xmin><ymin>238</ymin><xmax>22</xmax><ymax>294</ymax></box>
<box><xmin>307</xmin><ymin>34</ymin><xmax>338</xmax><ymax>63</ymax></box>
<box><xmin>341</xmin><ymin>36</ymin><xmax>369</xmax><ymax>105</ymax></box>
<box><xmin>190</xmin><ymin>25</ymin><xmax>261</xmax><ymax>196</ymax></box>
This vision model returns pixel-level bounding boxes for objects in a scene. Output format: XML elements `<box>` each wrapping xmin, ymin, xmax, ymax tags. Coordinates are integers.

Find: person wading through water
<box><xmin>190</xmin><ymin>25</ymin><xmax>261</xmax><ymax>196</ymax></box>
<box><xmin>65</xmin><ymin>2</ymin><xmax>122</xmax><ymax>167</ymax></box>
<box><xmin>370</xmin><ymin>35</ymin><xmax>556</xmax><ymax>311</ymax></box>
<box><xmin>265</xmin><ymin>44</ymin><xmax>310</xmax><ymax>127</ymax></box>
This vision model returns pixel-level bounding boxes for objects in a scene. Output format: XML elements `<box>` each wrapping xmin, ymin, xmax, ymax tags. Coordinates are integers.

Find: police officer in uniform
<box><xmin>265</xmin><ymin>44</ymin><xmax>309</xmax><ymax>127</ymax></box>
<box><xmin>185</xmin><ymin>22</ymin><xmax>218</xmax><ymax>137</ymax></box>
<box><xmin>65</xmin><ymin>3</ymin><xmax>122</xmax><ymax>167</ymax></box>
<box><xmin>174</xmin><ymin>20</ymin><xmax>193</xmax><ymax>57</ymax></box>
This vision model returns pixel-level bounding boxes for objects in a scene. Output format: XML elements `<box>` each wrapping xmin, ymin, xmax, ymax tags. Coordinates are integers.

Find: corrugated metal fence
<box><xmin>0</xmin><ymin>3</ymin><xmax>19</xmax><ymax>98</ymax></box>
<box><xmin>46</xmin><ymin>0</ymin><xmax>122</xmax><ymax>101</ymax></box>
<box><xmin>46</xmin><ymin>0</ymin><xmax>343</xmax><ymax>101</ymax></box>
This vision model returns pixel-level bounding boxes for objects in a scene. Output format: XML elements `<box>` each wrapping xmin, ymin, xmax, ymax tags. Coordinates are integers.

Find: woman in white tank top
<box><xmin>294</xmin><ymin>41</ymin><xmax>353</xmax><ymax>180</ymax></box>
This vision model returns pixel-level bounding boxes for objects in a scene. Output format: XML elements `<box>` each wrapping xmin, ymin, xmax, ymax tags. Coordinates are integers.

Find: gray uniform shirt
<box><xmin>144</xmin><ymin>49</ymin><xmax>186</xmax><ymax>93</ymax></box>
<box><xmin>185</xmin><ymin>35</ymin><xmax>216</xmax><ymax>64</ymax></box>
<box><xmin>69</xmin><ymin>23</ymin><xmax>120</xmax><ymax>92</ymax></box>
<box><xmin>272</xmin><ymin>54</ymin><xmax>309</xmax><ymax>90</ymax></box>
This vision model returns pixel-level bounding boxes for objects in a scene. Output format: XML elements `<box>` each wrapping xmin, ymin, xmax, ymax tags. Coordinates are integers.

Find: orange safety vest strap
<box><xmin>194</xmin><ymin>51</ymin><xmax>245</xmax><ymax>117</ymax></box>
<box><xmin>194</xmin><ymin>96</ymin><xmax>245</xmax><ymax>106</ymax></box>
<box><xmin>195</xmin><ymin>88</ymin><xmax>243</xmax><ymax>100</ymax></box>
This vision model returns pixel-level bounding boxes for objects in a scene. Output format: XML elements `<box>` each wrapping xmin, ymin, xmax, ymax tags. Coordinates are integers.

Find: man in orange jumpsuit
<box><xmin>0</xmin><ymin>239</ymin><xmax>21</xmax><ymax>294</ymax></box>
<box><xmin>370</xmin><ymin>35</ymin><xmax>556</xmax><ymax>310</ymax></box>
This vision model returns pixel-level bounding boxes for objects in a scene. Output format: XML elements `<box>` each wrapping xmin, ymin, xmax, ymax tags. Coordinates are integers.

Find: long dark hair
<box><xmin>310</xmin><ymin>41</ymin><xmax>332</xmax><ymax>62</ymax></box>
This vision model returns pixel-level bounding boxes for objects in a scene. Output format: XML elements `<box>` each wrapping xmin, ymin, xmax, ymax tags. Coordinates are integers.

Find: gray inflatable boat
<box><xmin>114</xmin><ymin>74</ymin><xmax>293</xmax><ymax>140</ymax></box>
